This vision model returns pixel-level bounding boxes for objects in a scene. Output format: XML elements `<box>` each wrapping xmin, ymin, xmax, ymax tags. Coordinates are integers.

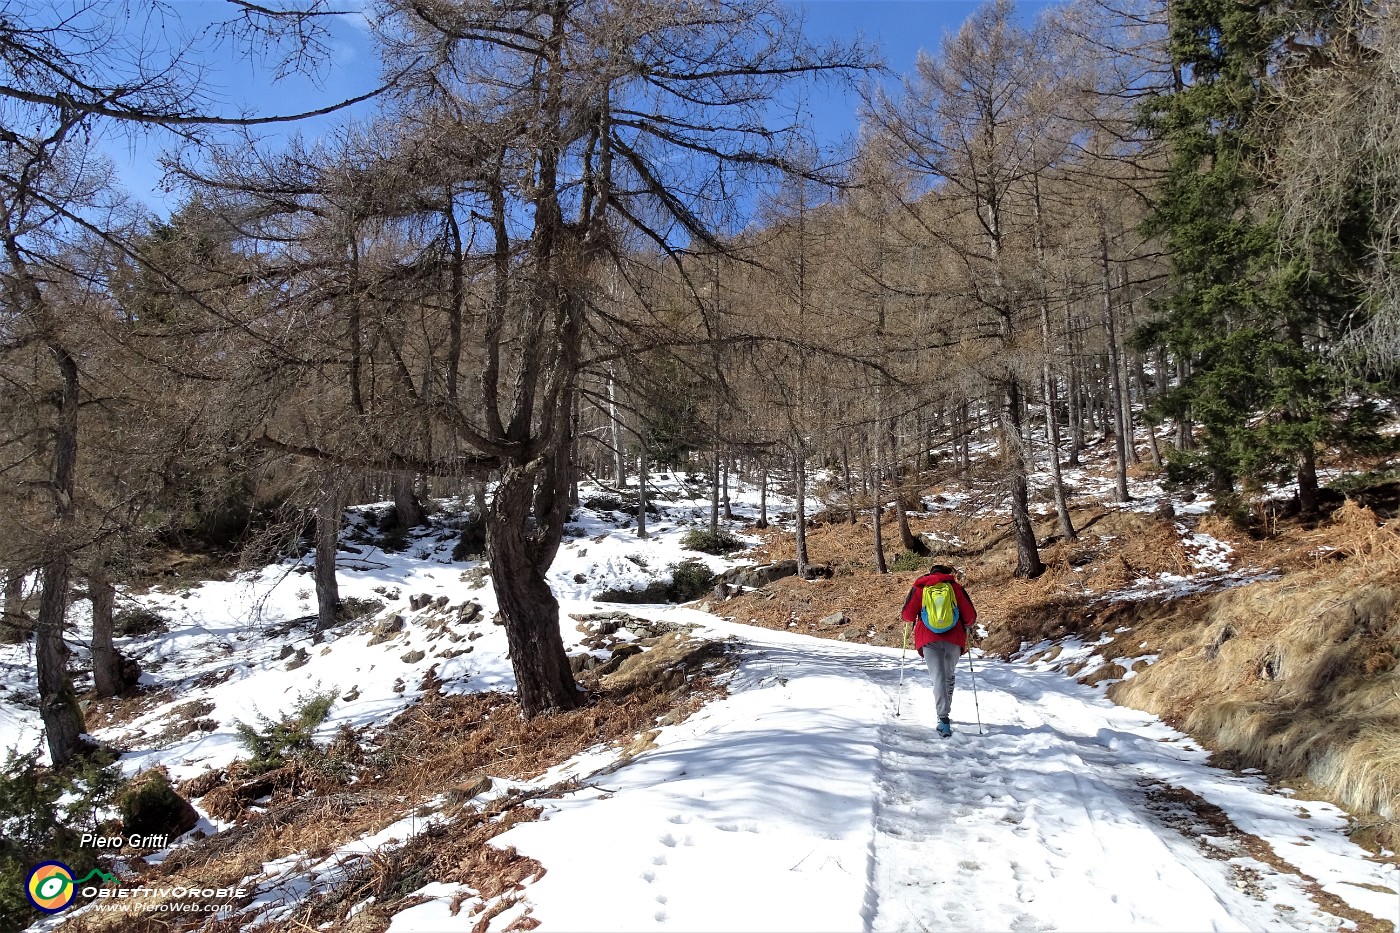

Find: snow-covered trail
<box><xmin>872</xmin><ymin>662</ymin><xmax>1372</xmax><ymax>932</ymax></box>
<box><xmin>442</xmin><ymin>613</ymin><xmax>1399</xmax><ymax>933</ymax></box>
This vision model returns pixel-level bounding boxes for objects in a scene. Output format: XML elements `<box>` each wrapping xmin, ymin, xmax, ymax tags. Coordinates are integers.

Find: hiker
<box><xmin>901</xmin><ymin>564</ymin><xmax>977</xmax><ymax>737</ymax></box>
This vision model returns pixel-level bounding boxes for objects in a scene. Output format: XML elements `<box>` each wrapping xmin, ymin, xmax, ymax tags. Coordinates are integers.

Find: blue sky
<box><xmin>109</xmin><ymin>0</ymin><xmax>1049</xmax><ymax>213</ymax></box>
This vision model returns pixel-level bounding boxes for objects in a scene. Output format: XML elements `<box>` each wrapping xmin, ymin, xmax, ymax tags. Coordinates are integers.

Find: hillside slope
<box><xmin>2</xmin><ymin>462</ymin><xmax>1398</xmax><ymax>932</ymax></box>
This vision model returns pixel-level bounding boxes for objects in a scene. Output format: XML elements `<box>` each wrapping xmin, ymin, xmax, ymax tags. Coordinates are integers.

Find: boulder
<box><xmin>595</xmin><ymin>643</ymin><xmax>644</xmax><ymax>677</ymax></box>
<box><xmin>819</xmin><ymin>612</ymin><xmax>848</xmax><ymax>628</ymax></box>
<box><xmin>569</xmin><ymin>653</ymin><xmax>601</xmax><ymax>674</ymax></box>
<box><xmin>457</xmin><ymin>601</ymin><xmax>483</xmax><ymax>624</ymax></box>
<box><xmin>572</xmin><ymin>610</ymin><xmax>656</xmax><ymax>635</ymax></box>
<box><xmin>368</xmin><ymin>614</ymin><xmax>405</xmax><ymax>646</ymax></box>
<box><xmin>717</xmin><ymin>560</ymin><xmax>799</xmax><ymax>589</ymax></box>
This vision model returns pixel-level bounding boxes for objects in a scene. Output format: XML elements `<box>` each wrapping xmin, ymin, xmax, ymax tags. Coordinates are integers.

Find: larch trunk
<box><xmin>487</xmin><ymin>469</ymin><xmax>582</xmax><ymax>716</ymax></box>
<box><xmin>637</xmin><ymin>443</ymin><xmax>649</xmax><ymax>539</ymax></box>
<box><xmin>37</xmin><ymin>558</ymin><xmax>84</xmax><ymax>766</ymax></box>
<box><xmin>793</xmin><ymin>447</ymin><xmax>809</xmax><ymax>577</ymax></box>
<box><xmin>1003</xmin><ymin>380</ymin><xmax>1045</xmax><ymax>579</ymax></box>
<box><xmin>89</xmin><ymin>569</ymin><xmax>122</xmax><ymax>698</ymax></box>
<box><xmin>2</xmin><ymin>572</ymin><xmax>27</xmax><ymax>644</ymax></box>
<box><xmin>865</xmin><ymin>436</ymin><xmax>888</xmax><ymax>574</ymax></box>
<box><xmin>37</xmin><ymin>340</ymin><xmax>86</xmax><ymax>766</ymax></box>
<box><xmin>315</xmin><ymin>480</ymin><xmax>342</xmax><ymax>632</ymax></box>
<box><xmin>392</xmin><ymin>471</ymin><xmax>427</xmax><ymax>530</ymax></box>
<box><xmin>1100</xmin><ymin>227</ymin><xmax>1131</xmax><ymax>503</ymax></box>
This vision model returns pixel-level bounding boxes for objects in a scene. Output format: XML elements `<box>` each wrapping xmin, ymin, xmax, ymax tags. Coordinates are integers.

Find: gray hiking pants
<box><xmin>921</xmin><ymin>641</ymin><xmax>960</xmax><ymax>721</ymax></box>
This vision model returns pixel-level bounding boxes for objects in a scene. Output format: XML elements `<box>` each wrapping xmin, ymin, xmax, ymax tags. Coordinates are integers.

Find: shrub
<box><xmin>1329</xmin><ymin>467</ymin><xmax>1400</xmax><ymax>497</ymax></box>
<box><xmin>233</xmin><ymin>690</ymin><xmax>336</xmax><ymax>775</ymax></box>
<box><xmin>1161</xmin><ymin>449</ymin><xmax>1212</xmax><ymax>492</ymax></box>
<box><xmin>596</xmin><ymin>562</ymin><xmax>715</xmax><ymax>604</ymax></box>
<box><xmin>668</xmin><ymin>559</ymin><xmax>714</xmax><ymax>602</ymax></box>
<box><xmin>305</xmin><ymin>724</ymin><xmax>364</xmax><ymax>784</ymax></box>
<box><xmin>115</xmin><ymin>768</ymin><xmax>197</xmax><ymax>838</ymax></box>
<box><xmin>114</xmin><ymin>605</ymin><xmax>169</xmax><ymax>637</ymax></box>
<box><xmin>0</xmin><ymin>749</ymin><xmax>122</xmax><ymax>931</ymax></box>
<box><xmin>582</xmin><ymin>494</ymin><xmax>624</xmax><ymax>512</ymax></box>
<box><xmin>888</xmin><ymin>551</ymin><xmax>926</xmax><ymax>572</ymax></box>
<box><xmin>582</xmin><ymin>492</ymin><xmax>661</xmax><ymax>516</ymax></box>
<box><xmin>681</xmin><ymin>528</ymin><xmax>743</xmax><ymax>555</ymax></box>
<box><xmin>596</xmin><ymin>581</ymin><xmax>672</xmax><ymax>604</ymax></box>
<box><xmin>379</xmin><ymin>527</ymin><xmax>411</xmax><ymax>554</ymax></box>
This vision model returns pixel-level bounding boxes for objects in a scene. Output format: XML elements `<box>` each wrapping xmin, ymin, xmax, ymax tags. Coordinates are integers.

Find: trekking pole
<box><xmin>966</xmin><ymin>649</ymin><xmax>984</xmax><ymax>735</ymax></box>
<box><xmin>895</xmin><ymin>624</ymin><xmax>908</xmax><ymax>718</ymax></box>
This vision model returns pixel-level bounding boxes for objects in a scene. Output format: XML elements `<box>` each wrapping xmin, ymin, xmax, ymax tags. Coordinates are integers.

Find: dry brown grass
<box><xmin>724</xmin><ymin>502</ymin><xmax>1034</xmax><ymax>650</ymax></box>
<box><xmin>293</xmin><ymin>790</ymin><xmax>551</xmax><ymax>933</ymax></box>
<box><xmin>61</xmin><ymin>635</ymin><xmax>733</xmax><ymax>933</ymax></box>
<box><xmin>1108</xmin><ymin>506</ymin><xmax>1400</xmax><ymax>849</ymax></box>
<box><xmin>981</xmin><ymin>504</ymin><xmax>1400</xmax><ymax>851</ymax></box>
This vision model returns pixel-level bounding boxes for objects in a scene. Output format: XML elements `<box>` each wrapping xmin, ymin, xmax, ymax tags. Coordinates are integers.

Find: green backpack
<box><xmin>920</xmin><ymin>581</ymin><xmax>961</xmax><ymax>634</ymax></box>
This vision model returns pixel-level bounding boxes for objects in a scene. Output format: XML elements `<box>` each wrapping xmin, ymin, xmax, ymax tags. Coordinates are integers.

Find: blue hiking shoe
<box><xmin>936</xmin><ymin>719</ymin><xmax>952</xmax><ymax>738</ymax></box>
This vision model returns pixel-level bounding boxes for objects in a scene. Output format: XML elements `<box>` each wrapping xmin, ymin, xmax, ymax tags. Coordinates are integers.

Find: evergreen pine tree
<box><xmin>1145</xmin><ymin>0</ymin><xmax>1384</xmax><ymax>517</ymax></box>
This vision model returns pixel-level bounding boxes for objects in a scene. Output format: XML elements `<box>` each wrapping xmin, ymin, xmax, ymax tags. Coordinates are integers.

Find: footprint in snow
<box><xmin>652</xmin><ymin>854</ymin><xmax>667</xmax><ymax>866</ymax></box>
<box><xmin>667</xmin><ymin>814</ymin><xmax>691</xmax><ymax>825</ymax></box>
<box><xmin>660</xmin><ymin>833</ymin><xmax>677</xmax><ymax>847</ymax></box>
<box><xmin>641</xmin><ymin>870</ymin><xmax>657</xmax><ymax>883</ymax></box>
<box><xmin>1010</xmin><ymin>912</ymin><xmax>1055</xmax><ymax>931</ymax></box>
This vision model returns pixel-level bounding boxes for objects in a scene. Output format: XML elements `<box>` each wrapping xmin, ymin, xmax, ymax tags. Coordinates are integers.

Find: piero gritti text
<box><xmin>79</xmin><ymin>833</ymin><xmax>171</xmax><ymax>849</ymax></box>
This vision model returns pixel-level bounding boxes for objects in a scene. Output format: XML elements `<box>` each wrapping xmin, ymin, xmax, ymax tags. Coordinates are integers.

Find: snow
<box><xmin>385</xmin><ymin>611</ymin><xmax>1396</xmax><ymax>933</ymax></box>
<box><xmin>6</xmin><ymin>465</ymin><xmax>1399</xmax><ymax>933</ymax></box>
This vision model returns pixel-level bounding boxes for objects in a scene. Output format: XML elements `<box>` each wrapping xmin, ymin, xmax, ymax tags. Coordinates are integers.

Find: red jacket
<box><xmin>901</xmin><ymin>572</ymin><xmax>977</xmax><ymax>655</ymax></box>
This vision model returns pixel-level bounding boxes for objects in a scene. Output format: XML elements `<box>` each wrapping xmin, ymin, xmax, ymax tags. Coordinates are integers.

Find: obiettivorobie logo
<box><xmin>24</xmin><ymin>861</ymin><xmax>246</xmax><ymax>917</ymax></box>
<box><xmin>25</xmin><ymin>862</ymin><xmax>118</xmax><ymax>914</ymax></box>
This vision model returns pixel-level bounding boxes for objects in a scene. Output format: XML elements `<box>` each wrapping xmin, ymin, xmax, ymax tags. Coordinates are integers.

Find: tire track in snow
<box><xmin>863</xmin><ymin>652</ymin><xmax>1345</xmax><ymax>932</ymax></box>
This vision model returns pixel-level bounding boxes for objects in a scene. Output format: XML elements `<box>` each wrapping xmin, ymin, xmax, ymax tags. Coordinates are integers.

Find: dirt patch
<box><xmin>86</xmin><ymin>687</ymin><xmax>177</xmax><ymax>736</ymax></box>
